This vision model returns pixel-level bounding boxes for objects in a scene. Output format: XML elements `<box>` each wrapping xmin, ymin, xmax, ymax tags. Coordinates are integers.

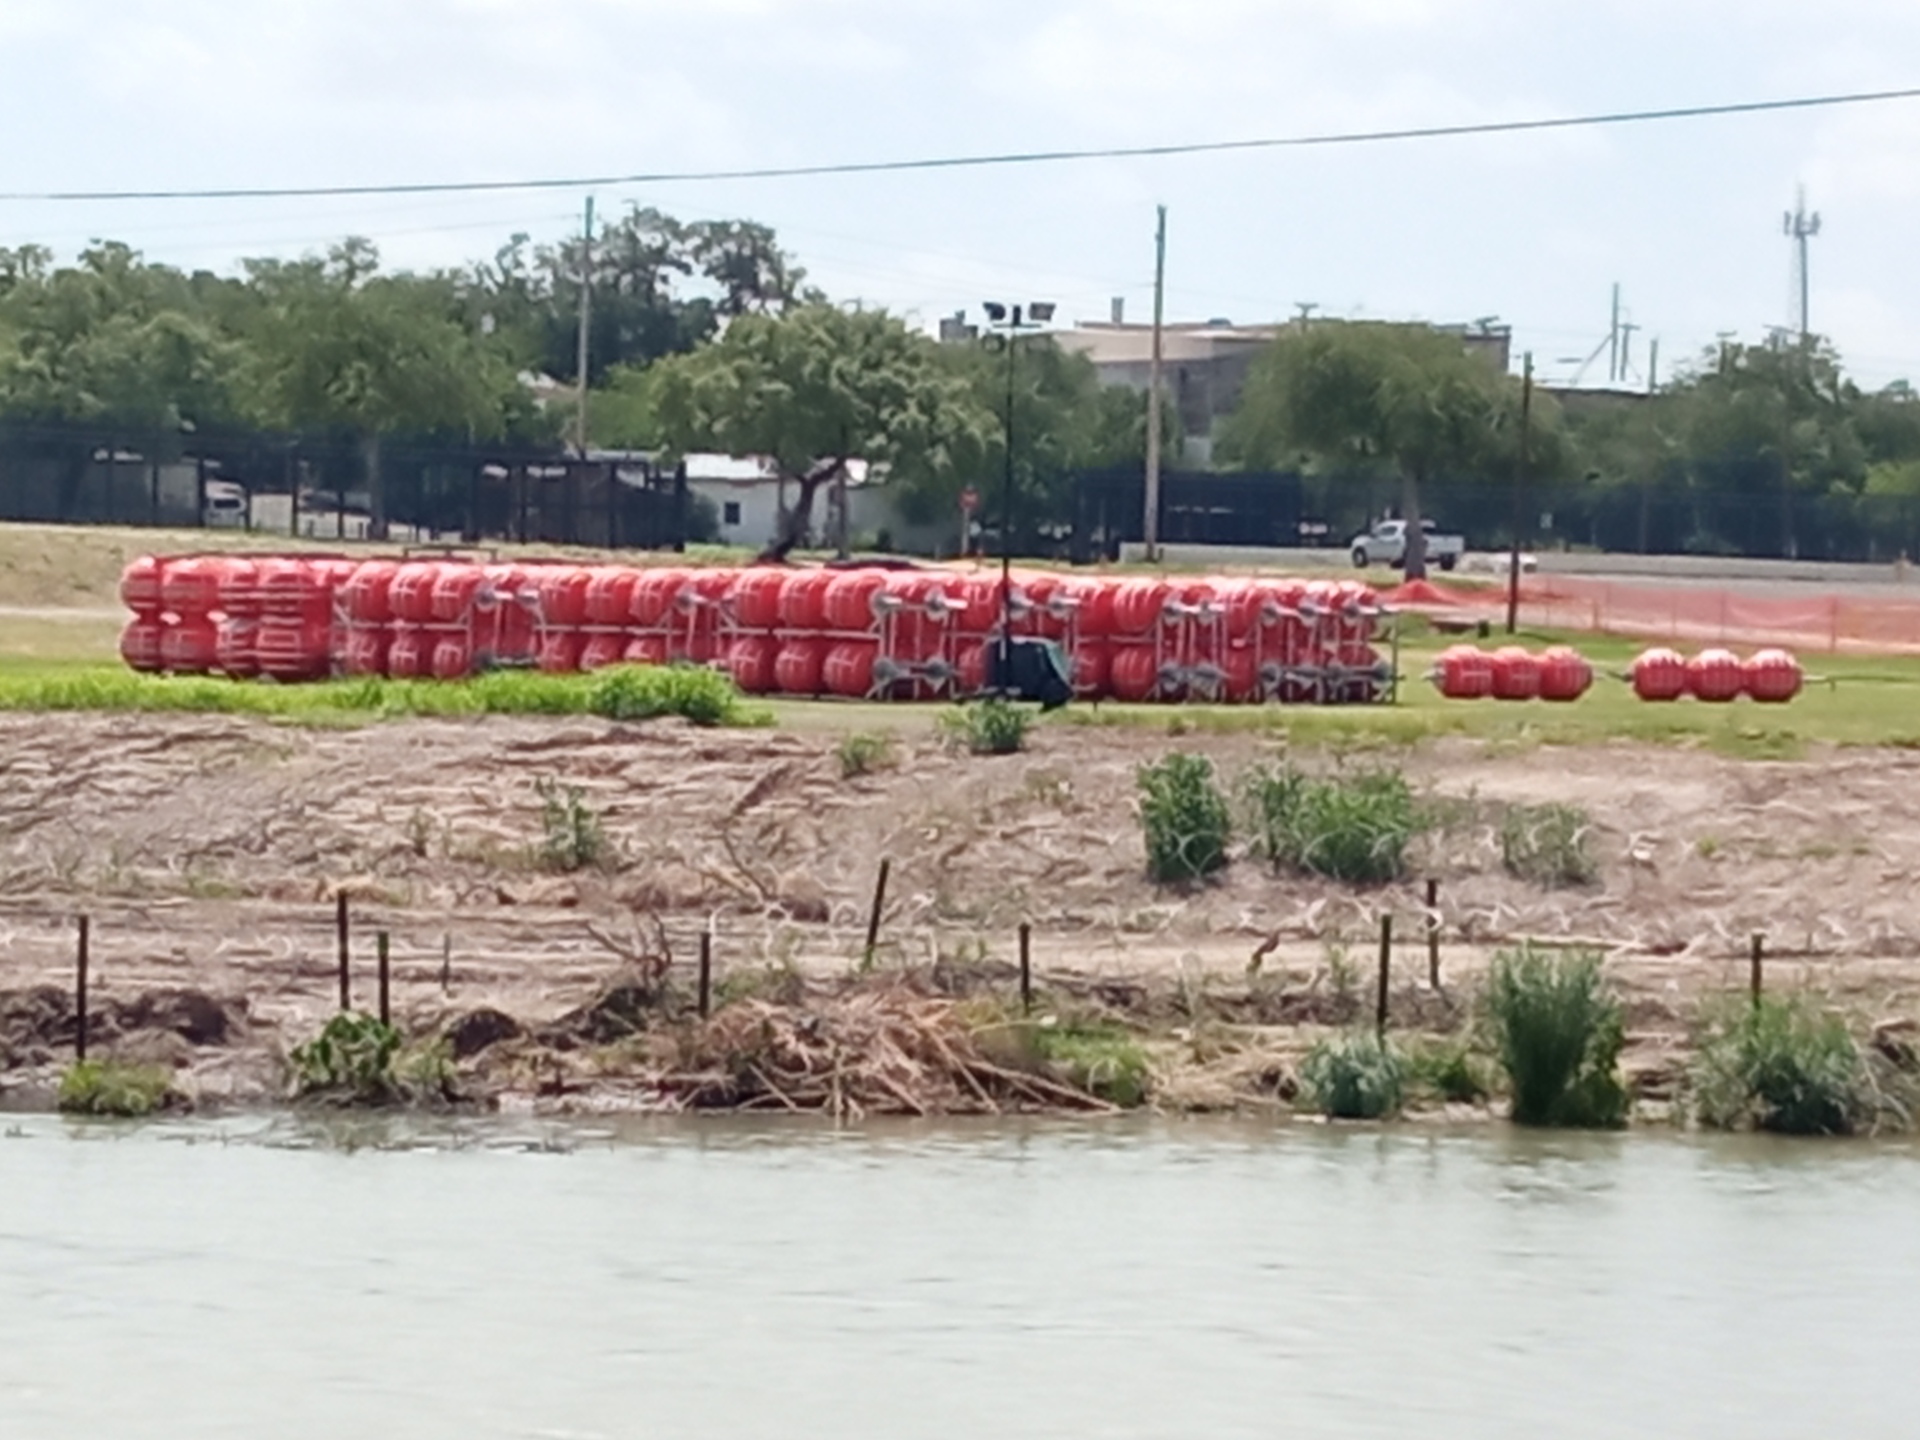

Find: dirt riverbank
<box><xmin>3</xmin><ymin>713</ymin><xmax>1919</xmax><ymax>1114</ymax></box>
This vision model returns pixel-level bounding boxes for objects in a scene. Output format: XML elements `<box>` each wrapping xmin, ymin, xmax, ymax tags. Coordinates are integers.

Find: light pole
<box><xmin>980</xmin><ymin>300</ymin><xmax>1053</xmax><ymax>688</ymax></box>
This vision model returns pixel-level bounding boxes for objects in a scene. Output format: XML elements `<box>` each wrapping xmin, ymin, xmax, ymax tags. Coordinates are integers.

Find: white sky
<box><xmin>3</xmin><ymin>0</ymin><xmax>1919</xmax><ymax>388</ymax></box>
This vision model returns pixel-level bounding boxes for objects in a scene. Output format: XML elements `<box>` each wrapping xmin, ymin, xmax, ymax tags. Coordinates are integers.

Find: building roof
<box><xmin>1057</xmin><ymin>318</ymin><xmax>1515</xmax><ymax>372</ymax></box>
<box><xmin>683</xmin><ymin>454</ymin><xmax>874</xmax><ymax>487</ymax></box>
<box><xmin>1056</xmin><ymin>321</ymin><xmax>1285</xmax><ymax>366</ymax></box>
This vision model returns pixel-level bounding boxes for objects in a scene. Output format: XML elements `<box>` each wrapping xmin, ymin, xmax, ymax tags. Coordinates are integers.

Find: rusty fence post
<box><xmin>377</xmin><ymin>931</ymin><xmax>391</xmax><ymax>1028</ymax></box>
<box><xmin>1425</xmin><ymin>878</ymin><xmax>1441</xmax><ymax>989</ymax></box>
<box><xmin>335</xmin><ymin>892</ymin><xmax>351</xmax><ymax>1012</ymax></box>
<box><xmin>75</xmin><ymin>915</ymin><xmax>91</xmax><ymax>1063</ymax></box>
<box><xmin>1376</xmin><ymin>913</ymin><xmax>1393</xmax><ymax>1039</ymax></box>
<box><xmin>1750</xmin><ymin>932</ymin><xmax>1765</xmax><ymax>1007</ymax></box>
<box><xmin>862</xmin><ymin>859</ymin><xmax>891</xmax><ymax>970</ymax></box>
<box><xmin>698</xmin><ymin>930</ymin><xmax>713</xmax><ymax>1020</ymax></box>
<box><xmin>1019</xmin><ymin>922</ymin><xmax>1033</xmax><ymax>1016</ymax></box>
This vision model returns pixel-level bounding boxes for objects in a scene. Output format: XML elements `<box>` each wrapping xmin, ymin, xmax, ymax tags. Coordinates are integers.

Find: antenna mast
<box><xmin>1783</xmin><ymin>186</ymin><xmax>1821</xmax><ymax>344</ymax></box>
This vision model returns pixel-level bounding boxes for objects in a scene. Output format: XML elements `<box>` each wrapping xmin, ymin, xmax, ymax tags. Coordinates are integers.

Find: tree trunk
<box><xmin>1401</xmin><ymin>468</ymin><xmax>1428</xmax><ymax>581</ymax></box>
<box><xmin>758</xmin><ymin>456</ymin><xmax>845</xmax><ymax>562</ymax></box>
<box><xmin>362</xmin><ymin>431</ymin><xmax>387</xmax><ymax>541</ymax></box>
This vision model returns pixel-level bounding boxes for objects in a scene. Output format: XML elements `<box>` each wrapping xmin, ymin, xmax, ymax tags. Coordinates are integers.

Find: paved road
<box><xmin>1132</xmin><ymin>544</ymin><xmax>1920</xmax><ymax>599</ymax></box>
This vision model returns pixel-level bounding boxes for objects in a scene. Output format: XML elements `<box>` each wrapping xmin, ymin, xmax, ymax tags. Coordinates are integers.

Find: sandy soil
<box><xmin>3</xmin><ymin>713</ymin><xmax>1919</xmax><ymax>1109</ymax></box>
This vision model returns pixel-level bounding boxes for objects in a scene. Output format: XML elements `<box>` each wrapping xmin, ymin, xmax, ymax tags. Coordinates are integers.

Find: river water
<box><xmin>1</xmin><ymin>1114</ymin><xmax>1914</xmax><ymax>1439</ymax></box>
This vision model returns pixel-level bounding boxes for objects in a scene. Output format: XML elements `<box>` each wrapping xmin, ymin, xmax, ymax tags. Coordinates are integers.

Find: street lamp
<box><xmin>980</xmin><ymin>300</ymin><xmax>1053</xmax><ymax>689</ymax></box>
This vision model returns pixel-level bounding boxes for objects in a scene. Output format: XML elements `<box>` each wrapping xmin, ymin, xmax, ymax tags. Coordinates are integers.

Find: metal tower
<box><xmin>1783</xmin><ymin>187</ymin><xmax>1821</xmax><ymax>343</ymax></box>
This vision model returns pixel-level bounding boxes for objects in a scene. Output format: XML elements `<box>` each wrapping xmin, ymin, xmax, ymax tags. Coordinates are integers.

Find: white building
<box><xmin>683</xmin><ymin>453</ymin><xmax>953</xmax><ymax>554</ymax></box>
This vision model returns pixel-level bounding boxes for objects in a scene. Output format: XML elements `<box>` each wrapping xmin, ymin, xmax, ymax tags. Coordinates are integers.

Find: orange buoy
<box><xmin>1686</xmin><ymin>647</ymin><xmax>1745</xmax><ymax>703</ymax></box>
<box><xmin>1433</xmin><ymin>645</ymin><xmax>1494</xmax><ymax>700</ymax></box>
<box><xmin>1743</xmin><ymin>648</ymin><xmax>1803</xmax><ymax>704</ymax></box>
<box><xmin>1489</xmin><ymin>646</ymin><xmax>1540</xmax><ymax>701</ymax></box>
<box><xmin>1631</xmin><ymin>647</ymin><xmax>1688</xmax><ymax>702</ymax></box>
<box><xmin>1536</xmin><ymin>645</ymin><xmax>1593</xmax><ymax>702</ymax></box>
<box><xmin>774</xmin><ymin>637</ymin><xmax>828</xmax><ymax>694</ymax></box>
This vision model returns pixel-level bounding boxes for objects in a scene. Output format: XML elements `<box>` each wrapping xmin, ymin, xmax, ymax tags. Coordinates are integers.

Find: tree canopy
<box><xmin>645</xmin><ymin>303</ymin><xmax>993</xmax><ymax>558</ymax></box>
<box><xmin>1221</xmin><ymin>322</ymin><xmax>1540</xmax><ymax>577</ymax></box>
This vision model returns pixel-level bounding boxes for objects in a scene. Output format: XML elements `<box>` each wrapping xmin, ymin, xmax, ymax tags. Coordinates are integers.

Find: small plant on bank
<box><xmin>290</xmin><ymin>1012</ymin><xmax>404</xmax><ymax>1104</ymax></box>
<box><xmin>1406</xmin><ymin>1037</ymin><xmax>1492</xmax><ymax>1105</ymax></box>
<box><xmin>1300</xmin><ymin>1032</ymin><xmax>1406</xmax><ymax>1119</ymax></box>
<box><xmin>536</xmin><ymin>777</ymin><xmax>607</xmax><ymax>872</ymax></box>
<box><xmin>939</xmin><ymin>697</ymin><xmax>1034</xmax><ymax>756</ymax></box>
<box><xmin>837</xmin><ymin>731</ymin><xmax>897</xmax><ymax>779</ymax></box>
<box><xmin>1244</xmin><ymin>763</ymin><xmax>1416</xmax><ymax>883</ymax></box>
<box><xmin>1501</xmin><ymin>802</ymin><xmax>1599</xmax><ymax>888</ymax></box>
<box><xmin>587</xmin><ymin>663</ymin><xmax>743</xmax><ymax>726</ymax></box>
<box><xmin>1137</xmin><ymin>753</ymin><xmax>1232</xmax><ymax>882</ymax></box>
<box><xmin>1691</xmin><ymin>995</ymin><xmax>1874</xmax><ymax>1136</ymax></box>
<box><xmin>1485</xmin><ymin>944</ymin><xmax>1629</xmax><ymax>1129</ymax></box>
<box><xmin>57</xmin><ymin>1060</ymin><xmax>175</xmax><ymax>1117</ymax></box>
<box><xmin>1031</xmin><ymin>1023</ymin><xmax>1152</xmax><ymax>1108</ymax></box>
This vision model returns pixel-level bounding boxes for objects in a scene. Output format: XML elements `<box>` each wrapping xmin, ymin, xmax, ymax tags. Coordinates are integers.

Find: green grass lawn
<box><xmin>1063</xmin><ymin>626</ymin><xmax>1920</xmax><ymax>757</ymax></box>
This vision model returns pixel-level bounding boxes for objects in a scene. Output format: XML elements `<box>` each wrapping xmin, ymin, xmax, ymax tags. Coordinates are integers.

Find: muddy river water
<box><xmin>2</xmin><ymin>1115</ymin><xmax>1915</xmax><ymax>1439</ymax></box>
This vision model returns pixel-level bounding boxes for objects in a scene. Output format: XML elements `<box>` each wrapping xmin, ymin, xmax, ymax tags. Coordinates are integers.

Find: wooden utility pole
<box><xmin>1143</xmin><ymin>205</ymin><xmax>1167</xmax><ymax>562</ymax></box>
<box><xmin>574</xmin><ymin>195</ymin><xmax>595</xmax><ymax>455</ymax></box>
<box><xmin>1506</xmin><ymin>352</ymin><xmax>1533</xmax><ymax>635</ymax></box>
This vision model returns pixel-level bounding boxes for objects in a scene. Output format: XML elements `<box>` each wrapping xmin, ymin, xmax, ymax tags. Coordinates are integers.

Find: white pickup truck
<box><xmin>1349</xmin><ymin>518</ymin><xmax>1464</xmax><ymax>571</ymax></box>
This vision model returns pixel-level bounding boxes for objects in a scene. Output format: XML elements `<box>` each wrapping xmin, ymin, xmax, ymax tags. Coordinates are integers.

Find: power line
<box><xmin>6</xmin><ymin>85</ymin><xmax>1918</xmax><ymax>204</ymax></box>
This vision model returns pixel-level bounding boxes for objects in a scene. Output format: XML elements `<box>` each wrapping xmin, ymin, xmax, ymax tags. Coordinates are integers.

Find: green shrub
<box><xmin>536</xmin><ymin>777</ymin><xmax>607</xmax><ymax>872</ymax></box>
<box><xmin>57</xmin><ymin>1060</ymin><xmax>175</xmax><ymax>1117</ymax></box>
<box><xmin>1300</xmin><ymin>1032</ymin><xmax>1406</xmax><ymax>1119</ymax></box>
<box><xmin>1485</xmin><ymin>945</ymin><xmax>1629</xmax><ymax>1128</ymax></box>
<box><xmin>939</xmin><ymin>697</ymin><xmax>1034</xmax><ymax>756</ymax></box>
<box><xmin>1032</xmin><ymin>1025</ymin><xmax>1152</xmax><ymax>1108</ymax></box>
<box><xmin>587</xmin><ymin>664</ymin><xmax>741</xmax><ymax>726</ymax></box>
<box><xmin>837</xmin><ymin>731</ymin><xmax>897</xmax><ymax>778</ymax></box>
<box><xmin>0</xmin><ymin>664</ymin><xmax>755</xmax><ymax>727</ymax></box>
<box><xmin>1245</xmin><ymin>764</ymin><xmax>1415</xmax><ymax>883</ymax></box>
<box><xmin>290</xmin><ymin>1012</ymin><xmax>404</xmax><ymax>1103</ymax></box>
<box><xmin>1692</xmin><ymin>995</ymin><xmax>1871</xmax><ymax>1136</ymax></box>
<box><xmin>1501</xmin><ymin>803</ymin><xmax>1598</xmax><ymax>887</ymax></box>
<box><xmin>1407</xmin><ymin>1038</ymin><xmax>1491</xmax><ymax>1104</ymax></box>
<box><xmin>1137</xmin><ymin>753</ymin><xmax>1232</xmax><ymax>882</ymax></box>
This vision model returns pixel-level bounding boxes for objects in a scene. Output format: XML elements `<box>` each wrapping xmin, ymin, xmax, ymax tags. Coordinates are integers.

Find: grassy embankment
<box><xmin>8</xmin><ymin>520</ymin><xmax>1920</xmax><ymax>749</ymax></box>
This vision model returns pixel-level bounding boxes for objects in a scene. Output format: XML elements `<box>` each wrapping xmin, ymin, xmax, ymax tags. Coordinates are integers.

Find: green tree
<box><xmin>237</xmin><ymin>240</ymin><xmax>529</xmax><ymax>532</ymax></box>
<box><xmin>532</xmin><ymin>207</ymin><xmax>812</xmax><ymax>389</ymax></box>
<box><xmin>932</xmin><ymin>337</ymin><xmax>1169</xmax><ymax>539</ymax></box>
<box><xmin>647</xmin><ymin>303</ymin><xmax>994</xmax><ymax>559</ymax></box>
<box><xmin>1663</xmin><ymin>339</ymin><xmax>1864</xmax><ymax>557</ymax></box>
<box><xmin>0</xmin><ymin>241</ymin><xmax>240</xmax><ymax>430</ymax></box>
<box><xmin>1221</xmin><ymin>322</ymin><xmax>1522</xmax><ymax>578</ymax></box>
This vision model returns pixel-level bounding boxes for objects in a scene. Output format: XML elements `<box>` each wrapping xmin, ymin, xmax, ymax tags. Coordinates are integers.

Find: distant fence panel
<box><xmin>1393</xmin><ymin>574</ymin><xmax>1920</xmax><ymax>655</ymax></box>
<box><xmin>0</xmin><ymin>421</ymin><xmax>691</xmax><ymax>552</ymax></box>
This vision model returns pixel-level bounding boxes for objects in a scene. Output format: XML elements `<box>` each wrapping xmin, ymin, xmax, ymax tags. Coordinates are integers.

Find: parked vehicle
<box><xmin>1349</xmin><ymin>518</ymin><xmax>1464</xmax><ymax>571</ymax></box>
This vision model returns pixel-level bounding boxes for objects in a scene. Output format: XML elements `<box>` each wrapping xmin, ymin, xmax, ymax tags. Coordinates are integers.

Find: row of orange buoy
<box><xmin>1431</xmin><ymin>644</ymin><xmax>1594</xmax><ymax>701</ymax></box>
<box><xmin>1629</xmin><ymin>646</ymin><xmax>1803</xmax><ymax>703</ymax></box>
<box><xmin>116</xmin><ymin>553</ymin><xmax>1399</xmax><ymax>706</ymax></box>
<box><xmin>1430</xmin><ymin>642</ymin><xmax>1807</xmax><ymax>705</ymax></box>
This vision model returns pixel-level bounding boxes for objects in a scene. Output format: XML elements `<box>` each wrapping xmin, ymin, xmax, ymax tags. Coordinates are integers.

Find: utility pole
<box><xmin>1607</xmin><ymin>283</ymin><xmax>1621</xmax><ymax>384</ymax></box>
<box><xmin>1506</xmin><ymin>353</ymin><xmax>1533</xmax><ymax>635</ymax></box>
<box><xmin>1143</xmin><ymin>204</ymin><xmax>1167</xmax><ymax>563</ymax></box>
<box><xmin>1647</xmin><ymin>337</ymin><xmax>1660</xmax><ymax>393</ymax></box>
<box><xmin>1294</xmin><ymin>301</ymin><xmax>1318</xmax><ymax>326</ymax></box>
<box><xmin>1618</xmin><ymin>321</ymin><xmax>1639</xmax><ymax>386</ymax></box>
<box><xmin>574</xmin><ymin>195</ymin><xmax>595</xmax><ymax>456</ymax></box>
<box><xmin>1784</xmin><ymin>186</ymin><xmax>1822</xmax><ymax>344</ymax></box>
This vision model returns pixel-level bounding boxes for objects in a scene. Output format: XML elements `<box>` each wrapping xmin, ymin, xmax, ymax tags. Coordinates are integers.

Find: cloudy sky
<box><xmin>3</xmin><ymin>0</ymin><xmax>1918</xmax><ymax>387</ymax></box>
